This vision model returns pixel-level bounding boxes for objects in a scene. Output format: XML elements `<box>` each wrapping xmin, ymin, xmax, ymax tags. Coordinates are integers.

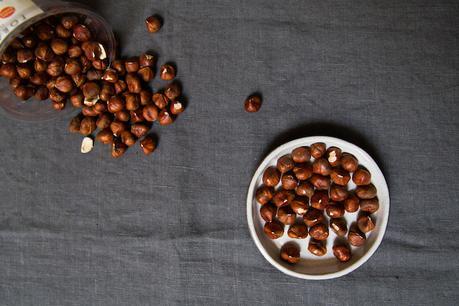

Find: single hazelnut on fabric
<box><xmin>312</xmin><ymin>158</ymin><xmax>332</xmax><ymax>176</ymax></box>
<box><xmin>309</xmin><ymin>223</ymin><xmax>329</xmax><ymax>241</ymax></box>
<box><xmin>281</xmin><ymin>171</ymin><xmax>298</xmax><ymax>190</ymax></box>
<box><xmin>259</xmin><ymin>203</ymin><xmax>276</xmax><ymax>222</ymax></box>
<box><xmin>308</xmin><ymin>239</ymin><xmax>327</xmax><ymax>256</ymax></box>
<box><xmin>352</xmin><ymin>168</ymin><xmax>372</xmax><ymax>185</ymax></box>
<box><xmin>310</xmin><ymin>142</ymin><xmax>326</xmax><ymax>159</ymax></box>
<box><xmin>359</xmin><ymin>198</ymin><xmax>379</xmax><ymax>213</ymax></box>
<box><xmin>263</xmin><ymin>221</ymin><xmax>284</xmax><ymax>239</ymax></box>
<box><xmin>303</xmin><ymin>208</ymin><xmax>326</xmax><ymax>227</ymax></box>
<box><xmin>280</xmin><ymin>242</ymin><xmax>300</xmax><ymax>264</ymax></box>
<box><xmin>329</xmin><ymin>218</ymin><xmax>348</xmax><ymax>237</ymax></box>
<box><xmin>292</xmin><ymin>146</ymin><xmax>311</xmax><ymax>163</ymax></box>
<box><xmin>355</xmin><ymin>184</ymin><xmax>377</xmax><ymax>199</ymax></box>
<box><xmin>277</xmin><ymin>155</ymin><xmax>294</xmax><ymax>173</ymax></box>
<box><xmin>164</xmin><ymin>81</ymin><xmax>181</xmax><ymax>100</ymax></box>
<box><xmin>333</xmin><ymin>244</ymin><xmax>351</xmax><ymax>262</ymax></box>
<box><xmin>160</xmin><ymin>63</ymin><xmax>176</xmax><ymax>81</ymax></box>
<box><xmin>295</xmin><ymin>181</ymin><xmax>314</xmax><ymax>198</ymax></box>
<box><xmin>255</xmin><ymin>185</ymin><xmax>274</xmax><ymax>205</ymax></box>
<box><xmin>262</xmin><ymin>166</ymin><xmax>280</xmax><ymax>187</ymax></box>
<box><xmin>277</xmin><ymin>205</ymin><xmax>296</xmax><ymax>225</ymax></box>
<box><xmin>170</xmin><ymin>100</ymin><xmax>185</xmax><ymax>115</ymax></box>
<box><xmin>244</xmin><ymin>95</ymin><xmax>262</xmax><ymax>113</ymax></box>
<box><xmin>272</xmin><ymin>189</ymin><xmax>295</xmax><ymax>207</ymax></box>
<box><xmin>288</xmin><ymin>223</ymin><xmax>308</xmax><ymax>239</ymax></box>
<box><xmin>145</xmin><ymin>15</ymin><xmax>162</xmax><ymax>33</ymax></box>
<box><xmin>341</xmin><ymin>153</ymin><xmax>359</xmax><ymax>172</ymax></box>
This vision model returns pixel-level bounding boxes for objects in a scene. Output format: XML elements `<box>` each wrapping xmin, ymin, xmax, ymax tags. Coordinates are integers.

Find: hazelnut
<box><xmin>64</xmin><ymin>59</ymin><xmax>81</xmax><ymax>75</ymax></box>
<box><xmin>1</xmin><ymin>48</ymin><xmax>16</xmax><ymax>63</ymax></box>
<box><xmin>34</xmin><ymin>59</ymin><xmax>48</xmax><ymax>72</ymax></box>
<box><xmin>67</xmin><ymin>45</ymin><xmax>82</xmax><ymax>58</ymax></box>
<box><xmin>355</xmin><ymin>184</ymin><xmax>377</xmax><ymax>199</ymax></box>
<box><xmin>143</xmin><ymin>104</ymin><xmax>159</xmax><ymax>122</ymax></box>
<box><xmin>80</xmin><ymin>56</ymin><xmax>92</xmax><ymax>73</ymax></box>
<box><xmin>61</xmin><ymin>15</ymin><xmax>79</xmax><ymax>29</ymax></box>
<box><xmin>359</xmin><ymin>198</ymin><xmax>379</xmax><ymax>213</ymax></box>
<box><xmin>121</xmin><ymin>131</ymin><xmax>136</xmax><ymax>147</ymax></box>
<box><xmin>96</xmin><ymin>113</ymin><xmax>112</xmax><ymax>129</ymax></box>
<box><xmin>52</xmin><ymin>101</ymin><xmax>65</xmax><ymax>111</ymax></box>
<box><xmin>330</xmin><ymin>184</ymin><xmax>349</xmax><ymax>202</ymax></box>
<box><xmin>309</xmin><ymin>223</ymin><xmax>329</xmax><ymax>241</ymax></box>
<box><xmin>280</xmin><ymin>243</ymin><xmax>300</xmax><ymax>264</ymax></box>
<box><xmin>17</xmin><ymin>48</ymin><xmax>34</xmax><ymax>63</ymax></box>
<box><xmin>333</xmin><ymin>244</ymin><xmax>351</xmax><ymax>262</ymax></box>
<box><xmin>82</xmin><ymin>82</ymin><xmax>100</xmax><ymax>99</ymax></box>
<box><xmin>326</xmin><ymin>146</ymin><xmax>342</xmax><ymax>167</ymax></box>
<box><xmin>92</xmin><ymin>59</ymin><xmax>107</xmax><ymax>71</ymax></box>
<box><xmin>170</xmin><ymin>100</ymin><xmax>185</xmax><ymax>115</ymax></box>
<box><xmin>140</xmin><ymin>136</ymin><xmax>156</xmax><ymax>155</ymax></box>
<box><xmin>126</xmin><ymin>73</ymin><xmax>142</xmax><ymax>93</ymax></box>
<box><xmin>153</xmin><ymin>93</ymin><xmax>169</xmax><ymax>109</ymax></box>
<box><xmin>68</xmin><ymin>114</ymin><xmax>82</xmax><ymax>133</ymax></box>
<box><xmin>329</xmin><ymin>218</ymin><xmax>348</xmax><ymax>236</ymax></box>
<box><xmin>255</xmin><ymin>185</ymin><xmax>274</xmax><ymax>205</ymax></box>
<box><xmin>108</xmin><ymin>96</ymin><xmax>125</xmax><ymax>113</ymax></box>
<box><xmin>96</xmin><ymin>128</ymin><xmax>114</xmax><ymax>144</ymax></box>
<box><xmin>353</xmin><ymin>168</ymin><xmax>372</xmax><ymax>185</ymax></box>
<box><xmin>73</xmin><ymin>24</ymin><xmax>91</xmax><ymax>42</ymax></box>
<box><xmin>14</xmin><ymin>86</ymin><xmax>35</xmax><ymax>100</ymax></box>
<box><xmin>303</xmin><ymin>208</ymin><xmax>325</xmax><ymax>227</ymax></box>
<box><xmin>36</xmin><ymin>23</ymin><xmax>54</xmax><ymax>41</ymax></box>
<box><xmin>131</xmin><ymin>123</ymin><xmax>150</xmax><ymax>138</ymax></box>
<box><xmin>35</xmin><ymin>86</ymin><xmax>49</xmax><ymax>100</ymax></box>
<box><xmin>260</xmin><ymin>203</ymin><xmax>276</xmax><ymax>222</ymax></box>
<box><xmin>112</xmin><ymin>140</ymin><xmax>127</xmax><ymax>158</ymax></box>
<box><xmin>70</xmin><ymin>93</ymin><xmax>83</xmax><ymax>108</ymax></box>
<box><xmin>112</xmin><ymin>60</ymin><xmax>126</xmax><ymax>75</ymax></box>
<box><xmin>101</xmin><ymin>68</ymin><xmax>118</xmax><ymax>83</ymax></box>
<box><xmin>100</xmin><ymin>83</ymin><xmax>115</xmax><ymax>101</ymax></box>
<box><xmin>341</xmin><ymin>153</ymin><xmax>359</xmax><ymax>172</ymax></box>
<box><xmin>310</xmin><ymin>190</ymin><xmax>329</xmax><ymax>210</ymax></box>
<box><xmin>308</xmin><ymin>239</ymin><xmax>327</xmax><ymax>256</ymax></box>
<box><xmin>125</xmin><ymin>57</ymin><xmax>140</xmax><ymax>73</ymax></box>
<box><xmin>330</xmin><ymin>168</ymin><xmax>351</xmax><ymax>186</ymax></box>
<box><xmin>140</xmin><ymin>89</ymin><xmax>152</xmax><ymax>105</ymax></box>
<box><xmin>9</xmin><ymin>77</ymin><xmax>23</xmax><ymax>89</ymax></box>
<box><xmin>72</xmin><ymin>73</ymin><xmax>86</xmax><ymax>87</ymax></box>
<box><xmin>137</xmin><ymin>66</ymin><xmax>154</xmax><ymax>82</ymax></box>
<box><xmin>277</xmin><ymin>155</ymin><xmax>294</xmax><ymax>173</ymax></box>
<box><xmin>110</xmin><ymin>120</ymin><xmax>127</xmax><ymax>136</ymax></box>
<box><xmin>29</xmin><ymin>73</ymin><xmax>48</xmax><ymax>86</ymax></box>
<box><xmin>272</xmin><ymin>189</ymin><xmax>295</xmax><ymax>207</ymax></box>
<box><xmin>292</xmin><ymin>163</ymin><xmax>313</xmax><ymax>180</ymax></box>
<box><xmin>50</xmin><ymin>39</ymin><xmax>68</xmax><ymax>55</ymax></box>
<box><xmin>263</xmin><ymin>166</ymin><xmax>280</xmax><ymax>187</ymax></box>
<box><xmin>158</xmin><ymin>109</ymin><xmax>174</xmax><ymax>125</ymax></box>
<box><xmin>160</xmin><ymin>64</ymin><xmax>176</xmax><ymax>81</ymax></box>
<box><xmin>22</xmin><ymin>36</ymin><xmax>37</xmax><ymax>48</ymax></box>
<box><xmin>130</xmin><ymin>109</ymin><xmax>144</xmax><ymax>123</ymax></box>
<box><xmin>114</xmin><ymin>80</ymin><xmax>127</xmax><ymax>94</ymax></box>
<box><xmin>125</xmin><ymin>93</ymin><xmax>140</xmax><ymax>111</ymax></box>
<box><xmin>79</xmin><ymin>116</ymin><xmax>96</xmax><ymax>136</ymax></box>
<box><xmin>312</xmin><ymin>158</ymin><xmax>332</xmax><ymax>176</ymax></box>
<box><xmin>16</xmin><ymin>64</ymin><xmax>33</xmax><ymax>79</ymax></box>
<box><xmin>164</xmin><ymin>82</ymin><xmax>181</xmax><ymax>100</ymax></box>
<box><xmin>357</xmin><ymin>213</ymin><xmax>376</xmax><ymax>233</ymax></box>
<box><xmin>263</xmin><ymin>221</ymin><xmax>284</xmax><ymax>239</ymax></box>
<box><xmin>309</xmin><ymin>174</ymin><xmax>330</xmax><ymax>190</ymax></box>
<box><xmin>288</xmin><ymin>223</ymin><xmax>308</xmax><ymax>239</ymax></box>
<box><xmin>145</xmin><ymin>15</ymin><xmax>162</xmax><ymax>33</ymax></box>
<box><xmin>348</xmin><ymin>225</ymin><xmax>366</xmax><ymax>247</ymax></box>
<box><xmin>54</xmin><ymin>76</ymin><xmax>73</xmax><ymax>93</ymax></box>
<box><xmin>244</xmin><ymin>95</ymin><xmax>262</xmax><ymax>113</ymax></box>
<box><xmin>278</xmin><ymin>205</ymin><xmax>296</xmax><ymax>225</ymax></box>
<box><xmin>295</xmin><ymin>181</ymin><xmax>314</xmax><ymax>198</ymax></box>
<box><xmin>281</xmin><ymin>172</ymin><xmax>298</xmax><ymax>190</ymax></box>
<box><xmin>310</xmin><ymin>142</ymin><xmax>326</xmax><ymax>159</ymax></box>
<box><xmin>46</xmin><ymin>58</ymin><xmax>64</xmax><ymax>77</ymax></box>
<box><xmin>49</xmin><ymin>88</ymin><xmax>66</xmax><ymax>102</ymax></box>
<box><xmin>94</xmin><ymin>101</ymin><xmax>107</xmax><ymax>113</ymax></box>
<box><xmin>56</xmin><ymin>24</ymin><xmax>71</xmax><ymax>38</ymax></box>
<box><xmin>290</xmin><ymin>197</ymin><xmax>308</xmax><ymax>215</ymax></box>
<box><xmin>344</xmin><ymin>193</ymin><xmax>360</xmax><ymax>213</ymax></box>
<box><xmin>326</xmin><ymin>202</ymin><xmax>345</xmax><ymax>218</ymax></box>
<box><xmin>292</xmin><ymin>146</ymin><xmax>311</xmax><ymax>163</ymax></box>
<box><xmin>115</xmin><ymin>110</ymin><xmax>130</xmax><ymax>122</ymax></box>
<box><xmin>0</xmin><ymin>63</ymin><xmax>17</xmax><ymax>78</ymax></box>
<box><xmin>139</xmin><ymin>53</ymin><xmax>156</xmax><ymax>68</ymax></box>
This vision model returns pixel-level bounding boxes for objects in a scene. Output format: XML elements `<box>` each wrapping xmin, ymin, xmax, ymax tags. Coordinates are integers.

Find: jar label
<box><xmin>0</xmin><ymin>0</ymin><xmax>43</xmax><ymax>45</ymax></box>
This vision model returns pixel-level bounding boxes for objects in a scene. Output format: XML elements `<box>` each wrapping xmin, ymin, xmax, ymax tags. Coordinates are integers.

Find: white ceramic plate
<box><xmin>246</xmin><ymin>136</ymin><xmax>390</xmax><ymax>280</ymax></box>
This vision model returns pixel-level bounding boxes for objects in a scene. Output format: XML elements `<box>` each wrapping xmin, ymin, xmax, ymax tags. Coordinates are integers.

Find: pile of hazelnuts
<box><xmin>256</xmin><ymin>142</ymin><xmax>379</xmax><ymax>264</ymax></box>
<box><xmin>0</xmin><ymin>14</ymin><xmax>185</xmax><ymax>157</ymax></box>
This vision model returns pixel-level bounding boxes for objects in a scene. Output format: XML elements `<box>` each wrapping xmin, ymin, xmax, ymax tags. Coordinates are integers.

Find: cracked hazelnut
<box><xmin>170</xmin><ymin>100</ymin><xmax>185</xmax><ymax>115</ymax></box>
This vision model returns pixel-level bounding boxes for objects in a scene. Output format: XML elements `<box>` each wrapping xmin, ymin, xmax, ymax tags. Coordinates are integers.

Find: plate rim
<box><xmin>246</xmin><ymin>136</ymin><xmax>390</xmax><ymax>280</ymax></box>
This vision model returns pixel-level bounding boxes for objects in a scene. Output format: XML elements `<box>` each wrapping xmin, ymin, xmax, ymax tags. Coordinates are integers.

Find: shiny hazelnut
<box><xmin>326</xmin><ymin>202</ymin><xmax>345</xmax><ymax>218</ymax></box>
<box><xmin>100</xmin><ymin>83</ymin><xmax>115</xmax><ymax>101</ymax></box>
<box><xmin>260</xmin><ymin>203</ymin><xmax>276</xmax><ymax>222</ymax></box>
<box><xmin>22</xmin><ymin>36</ymin><xmax>37</xmax><ymax>48</ymax></box>
<box><xmin>159</xmin><ymin>63</ymin><xmax>176</xmax><ymax>81</ymax></box>
<box><xmin>126</xmin><ymin>73</ymin><xmax>142</xmax><ymax>93</ymax></box>
<box><xmin>52</xmin><ymin>101</ymin><xmax>65</xmax><ymax>111</ymax></box>
<box><xmin>34</xmin><ymin>59</ymin><xmax>48</xmax><ymax>72</ymax></box>
<box><xmin>140</xmin><ymin>89</ymin><xmax>152</xmax><ymax>105</ymax></box>
<box><xmin>115</xmin><ymin>110</ymin><xmax>130</xmax><ymax>122</ymax></box>
<box><xmin>164</xmin><ymin>82</ymin><xmax>181</xmax><ymax>100</ymax></box>
<box><xmin>114</xmin><ymin>80</ymin><xmax>127</xmax><ymax>94</ymax></box>
<box><xmin>68</xmin><ymin>114</ymin><xmax>82</xmax><ymax>133</ymax></box>
<box><xmin>130</xmin><ymin>109</ymin><xmax>145</xmax><ymax>123</ymax></box>
<box><xmin>170</xmin><ymin>100</ymin><xmax>185</xmax><ymax>115</ymax></box>
<box><xmin>80</xmin><ymin>56</ymin><xmax>92</xmax><ymax>73</ymax></box>
<box><xmin>49</xmin><ymin>88</ymin><xmax>66</xmax><ymax>102</ymax></box>
<box><xmin>94</xmin><ymin>101</ymin><xmax>107</xmax><ymax>113</ymax></box>
<box><xmin>262</xmin><ymin>166</ymin><xmax>280</xmax><ymax>187</ymax></box>
<box><xmin>359</xmin><ymin>198</ymin><xmax>379</xmax><ymax>213</ymax></box>
<box><xmin>344</xmin><ymin>193</ymin><xmax>360</xmax><ymax>213</ymax></box>
<box><xmin>292</xmin><ymin>146</ymin><xmax>311</xmax><ymax>163</ymax></box>
<box><xmin>16</xmin><ymin>48</ymin><xmax>34</xmax><ymax>63</ymax></box>
<box><xmin>272</xmin><ymin>189</ymin><xmax>295</xmax><ymax>207</ymax></box>
<box><xmin>63</xmin><ymin>59</ymin><xmax>81</xmax><ymax>75</ymax></box>
<box><xmin>16</xmin><ymin>64</ymin><xmax>33</xmax><ymax>79</ymax></box>
<box><xmin>125</xmin><ymin>57</ymin><xmax>140</xmax><ymax>73</ymax></box>
<box><xmin>82</xmin><ymin>82</ymin><xmax>100</xmax><ymax>99</ymax></box>
<box><xmin>92</xmin><ymin>59</ymin><xmax>107</xmax><ymax>71</ymax></box>
<box><xmin>280</xmin><ymin>242</ymin><xmax>300</xmax><ymax>264</ymax></box>
<box><xmin>131</xmin><ymin>123</ymin><xmax>150</xmax><ymax>138</ymax></box>
<box><xmin>288</xmin><ymin>223</ymin><xmax>308</xmax><ymax>239</ymax></box>
<box><xmin>82</xmin><ymin>106</ymin><xmax>98</xmax><ymax>117</ymax></box>
<box><xmin>0</xmin><ymin>63</ymin><xmax>17</xmax><ymax>78</ymax></box>
<box><xmin>139</xmin><ymin>53</ymin><xmax>156</xmax><ymax>68</ymax></box>
<box><xmin>46</xmin><ymin>58</ymin><xmax>64</xmax><ymax>77</ymax></box>
<box><xmin>255</xmin><ymin>185</ymin><xmax>274</xmax><ymax>205</ymax></box>
<box><xmin>330</xmin><ymin>168</ymin><xmax>351</xmax><ymax>186</ymax></box>
<box><xmin>56</xmin><ymin>24</ymin><xmax>71</xmax><ymax>38</ymax></box>
<box><xmin>277</xmin><ymin>155</ymin><xmax>294</xmax><ymax>173</ymax></box>
<box><xmin>263</xmin><ymin>221</ymin><xmax>284</xmax><ymax>239</ymax></box>
<box><xmin>137</xmin><ymin>66</ymin><xmax>154</xmax><ymax>82</ymax></box>
<box><xmin>333</xmin><ymin>244</ymin><xmax>351</xmax><ymax>262</ymax></box>
<box><xmin>330</xmin><ymin>184</ymin><xmax>349</xmax><ymax>202</ymax></box>
<box><xmin>101</xmin><ymin>68</ymin><xmax>118</xmax><ymax>83</ymax></box>
<box><xmin>34</xmin><ymin>86</ymin><xmax>49</xmax><ymax>100</ymax></box>
<box><xmin>326</xmin><ymin>146</ymin><xmax>342</xmax><ymax>167</ymax></box>
<box><xmin>341</xmin><ymin>153</ymin><xmax>359</xmax><ymax>172</ymax></box>
<box><xmin>290</xmin><ymin>197</ymin><xmax>308</xmax><ymax>215</ymax></box>
<box><xmin>72</xmin><ymin>73</ymin><xmax>86</xmax><ymax>87</ymax></box>
<box><xmin>79</xmin><ymin>116</ymin><xmax>96</xmax><ymax>136</ymax></box>
<box><xmin>110</xmin><ymin>121</ymin><xmax>127</xmax><ymax>136</ymax></box>
<box><xmin>29</xmin><ymin>73</ymin><xmax>48</xmax><ymax>86</ymax></box>
<box><xmin>67</xmin><ymin>45</ymin><xmax>82</xmax><ymax>58</ymax></box>
<box><xmin>73</xmin><ymin>24</ymin><xmax>91</xmax><ymax>42</ymax></box>
<box><xmin>108</xmin><ymin>96</ymin><xmax>125</xmax><ymax>113</ymax></box>
<box><xmin>158</xmin><ymin>109</ymin><xmax>174</xmax><ymax>125</ymax></box>
<box><xmin>14</xmin><ymin>86</ymin><xmax>35</xmax><ymax>100</ymax></box>
<box><xmin>295</xmin><ymin>181</ymin><xmax>314</xmax><ymax>197</ymax></box>
<box><xmin>330</xmin><ymin>218</ymin><xmax>348</xmax><ymax>236</ymax></box>
<box><xmin>243</xmin><ymin>94</ymin><xmax>261</xmax><ymax>113</ymax></box>
<box><xmin>54</xmin><ymin>76</ymin><xmax>73</xmax><ymax>93</ymax></box>
<box><xmin>142</xmin><ymin>104</ymin><xmax>159</xmax><ymax>122</ymax></box>
<box><xmin>348</xmin><ymin>225</ymin><xmax>366</xmax><ymax>247</ymax></box>
<box><xmin>96</xmin><ymin>113</ymin><xmax>112</xmax><ymax>129</ymax></box>
<box><xmin>145</xmin><ymin>15</ymin><xmax>162</xmax><ymax>33</ymax></box>
<box><xmin>309</xmin><ymin>174</ymin><xmax>330</xmax><ymax>190</ymax></box>
<box><xmin>357</xmin><ymin>213</ymin><xmax>375</xmax><ymax>233</ymax></box>
<box><xmin>140</xmin><ymin>136</ymin><xmax>156</xmax><ymax>155</ymax></box>
<box><xmin>125</xmin><ymin>93</ymin><xmax>140</xmax><ymax>111</ymax></box>
<box><xmin>309</xmin><ymin>223</ymin><xmax>329</xmax><ymax>241</ymax></box>
<box><xmin>112</xmin><ymin>60</ymin><xmax>126</xmax><ymax>75</ymax></box>
<box><xmin>303</xmin><ymin>208</ymin><xmax>325</xmax><ymax>227</ymax></box>
<box><xmin>46</xmin><ymin>78</ymin><xmax>56</xmax><ymax>90</ymax></box>
<box><xmin>308</xmin><ymin>239</ymin><xmax>327</xmax><ymax>256</ymax></box>
<box><xmin>310</xmin><ymin>142</ymin><xmax>326</xmax><ymax>159</ymax></box>
<box><xmin>310</xmin><ymin>190</ymin><xmax>329</xmax><ymax>210</ymax></box>
<box><xmin>50</xmin><ymin>39</ymin><xmax>68</xmax><ymax>55</ymax></box>
<box><xmin>281</xmin><ymin>172</ymin><xmax>298</xmax><ymax>190</ymax></box>
<box><xmin>352</xmin><ymin>168</ymin><xmax>372</xmax><ymax>185</ymax></box>
<box><xmin>61</xmin><ymin>15</ymin><xmax>79</xmax><ymax>29</ymax></box>
<box><xmin>355</xmin><ymin>184</ymin><xmax>377</xmax><ymax>199</ymax></box>
<box><xmin>278</xmin><ymin>206</ymin><xmax>296</xmax><ymax>225</ymax></box>
<box><xmin>312</xmin><ymin>158</ymin><xmax>332</xmax><ymax>176</ymax></box>
<box><xmin>293</xmin><ymin>163</ymin><xmax>312</xmax><ymax>180</ymax></box>
<box><xmin>121</xmin><ymin>131</ymin><xmax>136</xmax><ymax>147</ymax></box>
<box><xmin>36</xmin><ymin>23</ymin><xmax>54</xmax><ymax>41</ymax></box>
<box><xmin>112</xmin><ymin>140</ymin><xmax>127</xmax><ymax>158</ymax></box>
<box><xmin>153</xmin><ymin>93</ymin><xmax>169</xmax><ymax>109</ymax></box>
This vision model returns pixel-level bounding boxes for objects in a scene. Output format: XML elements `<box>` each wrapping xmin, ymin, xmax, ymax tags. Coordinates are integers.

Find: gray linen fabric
<box><xmin>1</xmin><ymin>0</ymin><xmax>458</xmax><ymax>305</ymax></box>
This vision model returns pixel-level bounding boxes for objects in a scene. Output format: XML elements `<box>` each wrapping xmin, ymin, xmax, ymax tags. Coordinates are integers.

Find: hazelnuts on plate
<box><xmin>247</xmin><ymin>136</ymin><xmax>389</xmax><ymax>280</ymax></box>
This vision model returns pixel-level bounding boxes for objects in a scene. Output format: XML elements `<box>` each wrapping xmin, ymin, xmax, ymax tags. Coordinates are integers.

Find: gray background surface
<box><xmin>1</xmin><ymin>0</ymin><xmax>458</xmax><ymax>305</ymax></box>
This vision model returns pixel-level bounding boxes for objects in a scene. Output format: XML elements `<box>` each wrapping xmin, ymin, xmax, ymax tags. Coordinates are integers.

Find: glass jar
<box><xmin>0</xmin><ymin>0</ymin><xmax>116</xmax><ymax>121</ymax></box>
